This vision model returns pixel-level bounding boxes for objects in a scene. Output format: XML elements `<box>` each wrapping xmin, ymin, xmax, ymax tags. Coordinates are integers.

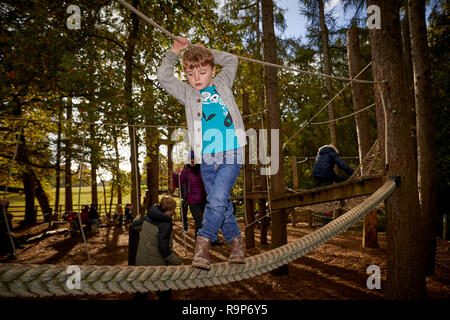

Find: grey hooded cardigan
<box><xmin>157</xmin><ymin>49</ymin><xmax>246</xmax><ymax>164</ymax></box>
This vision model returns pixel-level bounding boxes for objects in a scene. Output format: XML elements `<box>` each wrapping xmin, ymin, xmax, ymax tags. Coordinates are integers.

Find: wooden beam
<box><xmin>271</xmin><ymin>175</ymin><xmax>385</xmax><ymax>211</ymax></box>
<box><xmin>0</xmin><ymin>186</ymin><xmax>24</xmax><ymax>193</ymax></box>
<box><xmin>234</xmin><ymin>191</ymin><xmax>268</xmax><ymax>201</ymax></box>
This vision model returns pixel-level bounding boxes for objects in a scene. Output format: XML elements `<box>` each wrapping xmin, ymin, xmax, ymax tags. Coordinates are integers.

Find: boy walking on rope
<box><xmin>158</xmin><ymin>37</ymin><xmax>246</xmax><ymax>270</ymax></box>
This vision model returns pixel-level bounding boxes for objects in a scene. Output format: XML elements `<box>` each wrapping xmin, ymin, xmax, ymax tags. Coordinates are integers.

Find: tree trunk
<box><xmin>100</xmin><ymin>178</ymin><xmax>107</xmax><ymax>217</ymax></box>
<box><xmin>401</xmin><ymin>0</ymin><xmax>418</xmax><ymax>166</ymax></box>
<box><xmin>54</xmin><ymin>104</ymin><xmax>62</xmax><ymax>218</ymax></box>
<box><xmin>261</xmin><ymin>0</ymin><xmax>287</xmax><ymax>276</ymax></box>
<box><xmin>167</xmin><ymin>143</ymin><xmax>173</xmax><ymax>195</ymax></box>
<box><xmin>318</xmin><ymin>0</ymin><xmax>337</xmax><ymax>146</ymax></box>
<box><xmin>113</xmin><ymin>127</ymin><xmax>123</xmax><ymax>205</ymax></box>
<box><xmin>124</xmin><ymin>0</ymin><xmax>141</xmax><ymax>216</ymax></box>
<box><xmin>401</xmin><ymin>1</ymin><xmax>415</xmax><ymax>101</ymax></box>
<box><xmin>16</xmin><ymin>126</ymin><xmax>50</xmax><ymax>224</ymax></box>
<box><xmin>90</xmin><ymin>162</ymin><xmax>98</xmax><ymax>205</ymax></box>
<box><xmin>291</xmin><ymin>157</ymin><xmax>298</xmax><ymax>189</ymax></box>
<box><xmin>347</xmin><ymin>26</ymin><xmax>371</xmax><ymax>168</ymax></box>
<box><xmin>22</xmin><ymin>172</ymin><xmax>35</xmax><ymax>224</ymax></box>
<box><xmin>256</xmin><ymin>2</ymin><xmax>268</xmax><ymax>247</ymax></box>
<box><xmin>146</xmin><ymin>137</ymin><xmax>159</xmax><ymax>207</ymax></box>
<box><xmin>128</xmin><ymin>126</ymin><xmax>141</xmax><ymax>216</ymax></box>
<box><xmin>408</xmin><ymin>0</ymin><xmax>438</xmax><ymax>276</ymax></box>
<box><xmin>145</xmin><ymin>86</ymin><xmax>159</xmax><ymax>208</ymax></box>
<box><xmin>368</xmin><ymin>0</ymin><xmax>426</xmax><ymax>299</ymax></box>
<box><xmin>89</xmin><ymin>120</ymin><xmax>98</xmax><ymax>206</ymax></box>
<box><xmin>23</xmin><ymin>164</ymin><xmax>52</xmax><ymax>223</ymax></box>
<box><xmin>65</xmin><ymin>100</ymin><xmax>73</xmax><ymax>213</ymax></box>
<box><xmin>242</xmin><ymin>91</ymin><xmax>255</xmax><ymax>249</ymax></box>
<box><xmin>109</xmin><ymin>179</ymin><xmax>115</xmax><ymax>219</ymax></box>
<box><xmin>347</xmin><ymin>25</ymin><xmax>377</xmax><ymax>248</ymax></box>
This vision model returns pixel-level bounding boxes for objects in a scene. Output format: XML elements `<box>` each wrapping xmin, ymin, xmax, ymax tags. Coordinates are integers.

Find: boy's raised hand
<box><xmin>171</xmin><ymin>36</ymin><xmax>190</xmax><ymax>55</ymax></box>
<box><xmin>194</xmin><ymin>42</ymin><xmax>205</xmax><ymax>48</ymax></box>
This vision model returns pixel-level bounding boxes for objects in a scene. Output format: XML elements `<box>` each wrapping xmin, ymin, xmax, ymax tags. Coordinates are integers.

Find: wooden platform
<box><xmin>268</xmin><ymin>175</ymin><xmax>385</xmax><ymax>211</ymax></box>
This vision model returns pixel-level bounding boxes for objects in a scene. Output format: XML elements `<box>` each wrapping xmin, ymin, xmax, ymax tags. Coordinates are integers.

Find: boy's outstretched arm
<box><xmin>210</xmin><ymin>49</ymin><xmax>238</xmax><ymax>89</ymax></box>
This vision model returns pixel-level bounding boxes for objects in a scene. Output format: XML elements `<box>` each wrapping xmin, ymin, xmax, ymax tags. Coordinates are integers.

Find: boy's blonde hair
<box><xmin>159</xmin><ymin>196</ymin><xmax>176</xmax><ymax>213</ymax></box>
<box><xmin>182</xmin><ymin>46</ymin><xmax>214</xmax><ymax>70</ymax></box>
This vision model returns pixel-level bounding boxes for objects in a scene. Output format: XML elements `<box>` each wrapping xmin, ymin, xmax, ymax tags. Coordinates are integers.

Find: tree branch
<box><xmin>0</xmin><ymin>153</ymin><xmax>56</xmax><ymax>170</ymax></box>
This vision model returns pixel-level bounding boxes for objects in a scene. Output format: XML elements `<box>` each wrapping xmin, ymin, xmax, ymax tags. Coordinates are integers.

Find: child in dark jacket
<box><xmin>131</xmin><ymin>196</ymin><xmax>182</xmax><ymax>300</ymax></box>
<box><xmin>313</xmin><ymin>144</ymin><xmax>354</xmax><ymax>186</ymax></box>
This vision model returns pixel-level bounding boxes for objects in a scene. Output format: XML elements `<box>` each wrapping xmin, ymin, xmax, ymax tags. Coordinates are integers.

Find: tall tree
<box><xmin>346</xmin><ymin>25</ymin><xmax>377</xmax><ymax>248</ymax></box>
<box><xmin>89</xmin><ymin>116</ymin><xmax>99</xmax><ymax>207</ymax></box>
<box><xmin>428</xmin><ymin>2</ymin><xmax>449</xmax><ymax>241</ymax></box>
<box><xmin>261</xmin><ymin>0</ymin><xmax>288</xmax><ymax>275</ymax></box>
<box><xmin>400</xmin><ymin>0</ymin><xmax>418</xmax><ymax>166</ymax></box>
<box><xmin>408</xmin><ymin>0</ymin><xmax>438</xmax><ymax>276</ymax></box>
<box><xmin>123</xmin><ymin>0</ymin><xmax>141</xmax><ymax>217</ymax></box>
<box><xmin>318</xmin><ymin>0</ymin><xmax>337</xmax><ymax>146</ymax></box>
<box><xmin>64</xmin><ymin>101</ymin><xmax>73</xmax><ymax>213</ymax></box>
<box><xmin>368</xmin><ymin>0</ymin><xmax>426</xmax><ymax>299</ymax></box>
<box><xmin>54</xmin><ymin>104</ymin><xmax>63</xmax><ymax>217</ymax></box>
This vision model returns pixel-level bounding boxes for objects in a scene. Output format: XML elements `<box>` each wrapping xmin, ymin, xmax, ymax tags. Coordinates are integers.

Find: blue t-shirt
<box><xmin>200</xmin><ymin>85</ymin><xmax>240</xmax><ymax>154</ymax></box>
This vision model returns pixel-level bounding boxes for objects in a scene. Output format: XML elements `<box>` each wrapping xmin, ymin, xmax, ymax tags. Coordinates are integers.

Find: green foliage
<box><xmin>428</xmin><ymin>3</ymin><xmax>450</xmax><ymax>215</ymax></box>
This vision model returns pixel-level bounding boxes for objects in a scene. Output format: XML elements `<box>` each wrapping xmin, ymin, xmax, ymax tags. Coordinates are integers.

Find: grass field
<box><xmin>4</xmin><ymin>185</ymin><xmax>247</xmax><ymax>222</ymax></box>
<box><xmin>4</xmin><ymin>186</ymin><xmax>180</xmax><ymax>220</ymax></box>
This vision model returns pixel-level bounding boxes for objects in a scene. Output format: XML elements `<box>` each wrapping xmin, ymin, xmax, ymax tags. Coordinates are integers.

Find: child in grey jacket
<box><xmin>157</xmin><ymin>37</ymin><xmax>246</xmax><ymax>270</ymax></box>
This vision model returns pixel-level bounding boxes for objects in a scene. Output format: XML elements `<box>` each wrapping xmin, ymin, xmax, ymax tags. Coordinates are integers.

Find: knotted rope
<box><xmin>0</xmin><ymin>177</ymin><xmax>398</xmax><ymax>297</ymax></box>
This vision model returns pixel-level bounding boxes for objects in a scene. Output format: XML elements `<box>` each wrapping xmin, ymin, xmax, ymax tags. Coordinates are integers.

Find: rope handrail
<box><xmin>0</xmin><ymin>116</ymin><xmax>184</xmax><ymax>129</ymax></box>
<box><xmin>116</xmin><ymin>0</ymin><xmax>386</xmax><ymax>84</ymax></box>
<box><xmin>282</xmin><ymin>62</ymin><xmax>373</xmax><ymax>150</ymax></box>
<box><xmin>309</xmin><ymin>103</ymin><xmax>376</xmax><ymax>125</ymax></box>
<box><xmin>0</xmin><ymin>177</ymin><xmax>398</xmax><ymax>297</ymax></box>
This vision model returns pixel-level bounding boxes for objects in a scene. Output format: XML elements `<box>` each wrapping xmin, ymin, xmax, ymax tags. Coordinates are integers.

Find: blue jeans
<box><xmin>198</xmin><ymin>148</ymin><xmax>243</xmax><ymax>243</ymax></box>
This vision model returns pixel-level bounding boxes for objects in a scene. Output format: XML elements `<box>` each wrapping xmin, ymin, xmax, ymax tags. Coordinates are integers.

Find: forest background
<box><xmin>0</xmin><ymin>0</ymin><xmax>448</xmax><ymax>233</ymax></box>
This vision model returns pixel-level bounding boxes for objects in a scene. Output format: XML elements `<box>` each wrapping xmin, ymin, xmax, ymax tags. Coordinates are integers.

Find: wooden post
<box><xmin>244</xmin><ymin>199</ymin><xmax>255</xmax><ymax>249</ymax></box>
<box><xmin>363</xmin><ymin>210</ymin><xmax>379</xmax><ymax>248</ymax></box>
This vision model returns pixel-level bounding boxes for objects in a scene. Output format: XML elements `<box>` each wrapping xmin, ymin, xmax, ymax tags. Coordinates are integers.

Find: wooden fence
<box><xmin>7</xmin><ymin>204</ymin><xmax>123</xmax><ymax>222</ymax></box>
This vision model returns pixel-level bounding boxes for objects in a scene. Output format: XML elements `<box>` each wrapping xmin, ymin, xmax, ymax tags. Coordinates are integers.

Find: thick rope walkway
<box><xmin>0</xmin><ymin>177</ymin><xmax>397</xmax><ymax>297</ymax></box>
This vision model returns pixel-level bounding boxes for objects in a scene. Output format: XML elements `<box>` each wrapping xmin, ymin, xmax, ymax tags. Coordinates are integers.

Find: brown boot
<box><xmin>192</xmin><ymin>235</ymin><xmax>211</xmax><ymax>270</ymax></box>
<box><xmin>228</xmin><ymin>236</ymin><xmax>245</xmax><ymax>264</ymax></box>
